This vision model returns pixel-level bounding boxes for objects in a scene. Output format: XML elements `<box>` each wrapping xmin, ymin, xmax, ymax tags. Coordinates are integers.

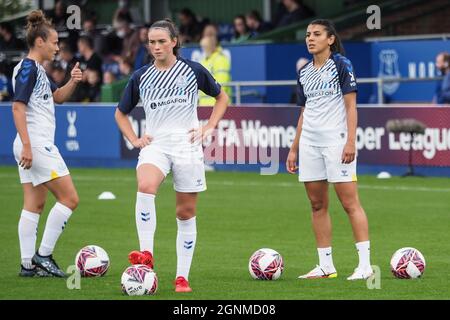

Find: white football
<box><xmin>75</xmin><ymin>245</ymin><xmax>110</xmax><ymax>277</ymax></box>
<box><xmin>249</xmin><ymin>248</ymin><xmax>284</xmax><ymax>280</ymax></box>
<box><xmin>121</xmin><ymin>264</ymin><xmax>158</xmax><ymax>295</ymax></box>
<box><xmin>390</xmin><ymin>247</ymin><xmax>426</xmax><ymax>279</ymax></box>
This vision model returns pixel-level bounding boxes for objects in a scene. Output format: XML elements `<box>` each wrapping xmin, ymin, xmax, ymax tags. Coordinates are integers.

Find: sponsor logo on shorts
<box><xmin>195</xmin><ymin>179</ymin><xmax>203</xmax><ymax>187</ymax></box>
<box><xmin>341</xmin><ymin>170</ymin><xmax>348</xmax><ymax>177</ymax></box>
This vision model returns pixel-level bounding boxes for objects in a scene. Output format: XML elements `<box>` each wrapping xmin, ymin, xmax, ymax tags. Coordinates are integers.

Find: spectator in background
<box><xmin>276</xmin><ymin>0</ymin><xmax>315</xmax><ymax>28</ymax></box>
<box><xmin>47</xmin><ymin>0</ymin><xmax>69</xmax><ymax>29</ymax></box>
<box><xmin>82</xmin><ymin>16</ymin><xmax>104</xmax><ymax>56</ymax></box>
<box><xmin>78</xmin><ymin>36</ymin><xmax>103</xmax><ymax>82</ymax></box>
<box><xmin>102</xmin><ymin>57</ymin><xmax>121</xmax><ymax>81</ymax></box>
<box><xmin>47</xmin><ymin>0</ymin><xmax>79</xmax><ymax>52</ymax></box>
<box><xmin>103</xmin><ymin>71</ymin><xmax>117</xmax><ymax>85</ymax></box>
<box><xmin>245</xmin><ymin>10</ymin><xmax>273</xmax><ymax>37</ymax></box>
<box><xmin>178</xmin><ymin>8</ymin><xmax>202</xmax><ymax>43</ymax></box>
<box><xmin>58</xmin><ymin>41</ymin><xmax>79</xmax><ymax>84</ymax></box>
<box><xmin>0</xmin><ymin>22</ymin><xmax>26</xmax><ymax>50</ymax></box>
<box><xmin>199</xmin><ymin>35</ymin><xmax>231</xmax><ymax>106</ymax></box>
<box><xmin>84</xmin><ymin>69</ymin><xmax>102</xmax><ymax>102</ymax></box>
<box><xmin>119</xmin><ymin>57</ymin><xmax>133</xmax><ymax>78</ymax></box>
<box><xmin>231</xmin><ymin>15</ymin><xmax>251</xmax><ymax>43</ymax></box>
<box><xmin>114</xmin><ymin>17</ymin><xmax>136</xmax><ymax>60</ymax></box>
<box><xmin>113</xmin><ymin>0</ymin><xmax>135</xmax><ymax>25</ymax></box>
<box><xmin>51</xmin><ymin>62</ymin><xmax>67</xmax><ymax>87</ymax></box>
<box><xmin>133</xmin><ymin>25</ymin><xmax>152</xmax><ymax>70</ymax></box>
<box><xmin>102</xmin><ymin>17</ymin><xmax>126</xmax><ymax>57</ymax></box>
<box><xmin>435</xmin><ymin>52</ymin><xmax>450</xmax><ymax>105</ymax></box>
<box><xmin>202</xmin><ymin>23</ymin><xmax>219</xmax><ymax>40</ymax></box>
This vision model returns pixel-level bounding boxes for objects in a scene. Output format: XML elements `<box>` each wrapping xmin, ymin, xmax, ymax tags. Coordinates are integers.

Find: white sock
<box><xmin>176</xmin><ymin>216</ymin><xmax>197</xmax><ymax>280</ymax></box>
<box><xmin>18</xmin><ymin>210</ymin><xmax>40</xmax><ymax>269</ymax></box>
<box><xmin>38</xmin><ymin>202</ymin><xmax>72</xmax><ymax>257</ymax></box>
<box><xmin>135</xmin><ymin>192</ymin><xmax>156</xmax><ymax>253</ymax></box>
<box><xmin>356</xmin><ymin>241</ymin><xmax>371</xmax><ymax>269</ymax></box>
<box><xmin>317</xmin><ymin>247</ymin><xmax>335</xmax><ymax>271</ymax></box>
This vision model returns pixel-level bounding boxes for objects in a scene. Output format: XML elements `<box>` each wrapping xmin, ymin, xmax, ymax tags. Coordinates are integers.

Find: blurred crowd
<box><xmin>0</xmin><ymin>0</ymin><xmax>316</xmax><ymax>103</ymax></box>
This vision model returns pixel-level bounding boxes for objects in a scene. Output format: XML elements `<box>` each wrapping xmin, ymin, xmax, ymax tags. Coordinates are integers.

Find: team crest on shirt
<box><xmin>176</xmin><ymin>75</ymin><xmax>188</xmax><ymax>88</ymax></box>
<box><xmin>320</xmin><ymin>70</ymin><xmax>333</xmax><ymax>82</ymax></box>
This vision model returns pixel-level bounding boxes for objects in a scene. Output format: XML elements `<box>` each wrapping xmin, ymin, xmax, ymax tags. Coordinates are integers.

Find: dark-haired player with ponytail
<box><xmin>12</xmin><ymin>10</ymin><xmax>82</xmax><ymax>277</ymax></box>
<box><xmin>115</xmin><ymin>19</ymin><xmax>229</xmax><ymax>292</ymax></box>
<box><xmin>287</xmin><ymin>19</ymin><xmax>373</xmax><ymax>280</ymax></box>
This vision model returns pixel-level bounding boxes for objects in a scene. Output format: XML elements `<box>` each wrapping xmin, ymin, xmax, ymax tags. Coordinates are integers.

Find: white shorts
<box><xmin>13</xmin><ymin>142</ymin><xmax>70</xmax><ymax>186</ymax></box>
<box><xmin>298</xmin><ymin>144</ymin><xmax>357</xmax><ymax>183</ymax></box>
<box><xmin>137</xmin><ymin>144</ymin><xmax>206</xmax><ymax>193</ymax></box>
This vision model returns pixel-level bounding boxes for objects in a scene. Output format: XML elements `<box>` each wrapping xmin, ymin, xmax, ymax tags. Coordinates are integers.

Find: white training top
<box><xmin>297</xmin><ymin>53</ymin><xmax>357</xmax><ymax>147</ymax></box>
<box><xmin>118</xmin><ymin>57</ymin><xmax>221</xmax><ymax>155</ymax></box>
<box><xmin>12</xmin><ymin>58</ymin><xmax>58</xmax><ymax>147</ymax></box>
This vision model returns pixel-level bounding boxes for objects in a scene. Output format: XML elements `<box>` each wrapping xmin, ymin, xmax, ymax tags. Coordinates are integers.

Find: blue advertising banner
<box><xmin>2</xmin><ymin>103</ymin><xmax>450</xmax><ymax>176</ymax></box>
<box><xmin>371</xmin><ymin>39</ymin><xmax>450</xmax><ymax>103</ymax></box>
<box><xmin>0</xmin><ymin>104</ymin><xmax>121</xmax><ymax>162</ymax></box>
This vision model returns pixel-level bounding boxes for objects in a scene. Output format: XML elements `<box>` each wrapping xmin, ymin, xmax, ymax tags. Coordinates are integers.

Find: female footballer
<box><xmin>115</xmin><ymin>19</ymin><xmax>228</xmax><ymax>292</ymax></box>
<box><xmin>12</xmin><ymin>10</ymin><xmax>82</xmax><ymax>277</ymax></box>
<box><xmin>287</xmin><ymin>19</ymin><xmax>373</xmax><ymax>280</ymax></box>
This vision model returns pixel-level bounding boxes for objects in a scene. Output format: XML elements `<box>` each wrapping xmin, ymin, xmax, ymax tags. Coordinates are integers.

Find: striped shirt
<box><xmin>118</xmin><ymin>57</ymin><xmax>221</xmax><ymax>155</ymax></box>
<box><xmin>12</xmin><ymin>58</ymin><xmax>58</xmax><ymax>147</ymax></box>
<box><xmin>297</xmin><ymin>53</ymin><xmax>357</xmax><ymax>146</ymax></box>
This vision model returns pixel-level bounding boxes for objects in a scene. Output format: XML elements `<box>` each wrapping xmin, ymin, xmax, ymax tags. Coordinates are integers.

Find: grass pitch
<box><xmin>0</xmin><ymin>166</ymin><xmax>449</xmax><ymax>300</ymax></box>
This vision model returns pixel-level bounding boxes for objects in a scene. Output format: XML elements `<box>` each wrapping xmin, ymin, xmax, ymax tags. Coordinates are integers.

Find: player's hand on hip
<box><xmin>19</xmin><ymin>144</ymin><xmax>33</xmax><ymax>169</ymax></box>
<box><xmin>70</xmin><ymin>62</ymin><xmax>83</xmax><ymax>83</ymax></box>
<box><xmin>342</xmin><ymin>142</ymin><xmax>356</xmax><ymax>164</ymax></box>
<box><xmin>189</xmin><ymin>125</ymin><xmax>214</xmax><ymax>144</ymax></box>
<box><xmin>286</xmin><ymin>149</ymin><xmax>298</xmax><ymax>174</ymax></box>
<box><xmin>132</xmin><ymin>135</ymin><xmax>152</xmax><ymax>149</ymax></box>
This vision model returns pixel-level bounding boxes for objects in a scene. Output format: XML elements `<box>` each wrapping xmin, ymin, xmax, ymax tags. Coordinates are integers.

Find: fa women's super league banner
<box><xmin>122</xmin><ymin>105</ymin><xmax>450</xmax><ymax>170</ymax></box>
<box><xmin>1</xmin><ymin>104</ymin><xmax>449</xmax><ymax>169</ymax></box>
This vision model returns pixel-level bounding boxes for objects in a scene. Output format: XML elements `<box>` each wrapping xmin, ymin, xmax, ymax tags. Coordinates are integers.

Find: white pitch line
<box><xmin>0</xmin><ymin>173</ymin><xmax>449</xmax><ymax>193</ymax></box>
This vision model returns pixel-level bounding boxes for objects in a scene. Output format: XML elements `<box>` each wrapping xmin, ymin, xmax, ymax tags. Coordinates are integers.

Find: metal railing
<box><xmin>222</xmin><ymin>77</ymin><xmax>442</xmax><ymax>105</ymax></box>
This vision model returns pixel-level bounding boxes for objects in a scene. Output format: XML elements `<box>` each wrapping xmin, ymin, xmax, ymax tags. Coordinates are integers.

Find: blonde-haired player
<box><xmin>12</xmin><ymin>10</ymin><xmax>82</xmax><ymax>277</ymax></box>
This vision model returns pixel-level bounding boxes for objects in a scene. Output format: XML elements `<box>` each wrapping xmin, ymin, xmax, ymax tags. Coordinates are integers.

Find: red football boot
<box><xmin>128</xmin><ymin>250</ymin><xmax>154</xmax><ymax>269</ymax></box>
<box><xmin>174</xmin><ymin>276</ymin><xmax>192</xmax><ymax>293</ymax></box>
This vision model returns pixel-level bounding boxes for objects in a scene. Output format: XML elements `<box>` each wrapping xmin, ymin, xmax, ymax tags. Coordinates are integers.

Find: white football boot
<box><xmin>298</xmin><ymin>265</ymin><xmax>338</xmax><ymax>279</ymax></box>
<box><xmin>347</xmin><ymin>266</ymin><xmax>374</xmax><ymax>280</ymax></box>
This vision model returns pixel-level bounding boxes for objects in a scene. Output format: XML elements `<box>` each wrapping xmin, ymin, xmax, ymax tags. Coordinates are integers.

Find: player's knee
<box><xmin>59</xmin><ymin>193</ymin><xmax>79</xmax><ymax>211</ymax></box>
<box><xmin>137</xmin><ymin>181</ymin><xmax>158</xmax><ymax>194</ymax></box>
<box><xmin>176</xmin><ymin>204</ymin><xmax>196</xmax><ymax>220</ymax></box>
<box><xmin>25</xmin><ymin>201</ymin><xmax>45</xmax><ymax>214</ymax></box>
<box><xmin>341</xmin><ymin>199</ymin><xmax>360</xmax><ymax>215</ymax></box>
<box><xmin>310</xmin><ymin>200</ymin><xmax>327</xmax><ymax>214</ymax></box>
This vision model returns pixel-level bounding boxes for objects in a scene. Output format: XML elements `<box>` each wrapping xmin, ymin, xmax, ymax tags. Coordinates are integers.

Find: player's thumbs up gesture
<box><xmin>71</xmin><ymin>62</ymin><xmax>83</xmax><ymax>83</ymax></box>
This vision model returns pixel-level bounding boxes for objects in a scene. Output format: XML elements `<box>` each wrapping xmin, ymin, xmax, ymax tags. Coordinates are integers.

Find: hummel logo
<box><xmin>184</xmin><ymin>240</ymin><xmax>194</xmax><ymax>249</ymax></box>
<box><xmin>141</xmin><ymin>212</ymin><xmax>150</xmax><ymax>222</ymax></box>
<box><xmin>325</xmin><ymin>253</ymin><xmax>331</xmax><ymax>256</ymax></box>
<box><xmin>341</xmin><ymin>170</ymin><xmax>348</xmax><ymax>177</ymax></box>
